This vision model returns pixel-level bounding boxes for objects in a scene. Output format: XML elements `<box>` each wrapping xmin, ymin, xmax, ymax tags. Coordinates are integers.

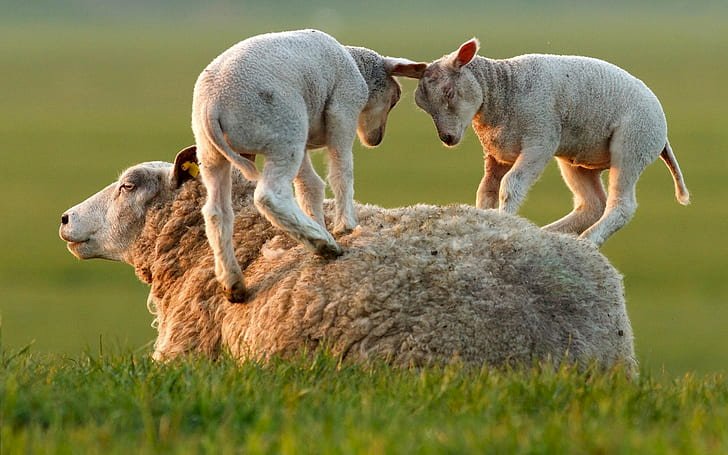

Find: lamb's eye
<box><xmin>119</xmin><ymin>182</ymin><xmax>136</xmax><ymax>193</ymax></box>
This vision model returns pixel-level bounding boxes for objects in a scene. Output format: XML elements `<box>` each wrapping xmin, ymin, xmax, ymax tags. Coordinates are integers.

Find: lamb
<box><xmin>192</xmin><ymin>29</ymin><xmax>425</xmax><ymax>302</ymax></box>
<box><xmin>398</xmin><ymin>39</ymin><xmax>689</xmax><ymax>246</ymax></box>
<box><xmin>59</xmin><ymin>147</ymin><xmax>637</xmax><ymax>373</ymax></box>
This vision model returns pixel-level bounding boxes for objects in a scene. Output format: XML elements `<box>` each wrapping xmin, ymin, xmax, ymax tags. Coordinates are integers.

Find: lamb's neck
<box><xmin>345</xmin><ymin>46</ymin><xmax>379</xmax><ymax>95</ymax></box>
<box><xmin>468</xmin><ymin>56</ymin><xmax>516</xmax><ymax>128</ymax></box>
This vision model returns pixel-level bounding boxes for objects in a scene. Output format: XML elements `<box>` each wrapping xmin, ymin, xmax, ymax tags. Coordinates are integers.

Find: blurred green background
<box><xmin>0</xmin><ymin>1</ymin><xmax>725</xmax><ymax>375</ymax></box>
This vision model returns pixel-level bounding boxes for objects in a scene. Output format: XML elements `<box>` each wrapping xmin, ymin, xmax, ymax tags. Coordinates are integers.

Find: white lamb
<box><xmin>192</xmin><ymin>29</ymin><xmax>425</xmax><ymax>302</ymax></box>
<box><xmin>397</xmin><ymin>39</ymin><xmax>689</xmax><ymax>246</ymax></box>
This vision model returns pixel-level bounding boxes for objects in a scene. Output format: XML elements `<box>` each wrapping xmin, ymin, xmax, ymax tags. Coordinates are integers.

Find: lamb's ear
<box><xmin>172</xmin><ymin>145</ymin><xmax>200</xmax><ymax>188</ymax></box>
<box><xmin>448</xmin><ymin>38</ymin><xmax>479</xmax><ymax>70</ymax></box>
<box><xmin>384</xmin><ymin>57</ymin><xmax>427</xmax><ymax>79</ymax></box>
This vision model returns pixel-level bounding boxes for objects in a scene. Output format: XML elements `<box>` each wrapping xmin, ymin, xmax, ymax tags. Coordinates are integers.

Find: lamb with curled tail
<box><xmin>397</xmin><ymin>39</ymin><xmax>689</xmax><ymax>246</ymax></box>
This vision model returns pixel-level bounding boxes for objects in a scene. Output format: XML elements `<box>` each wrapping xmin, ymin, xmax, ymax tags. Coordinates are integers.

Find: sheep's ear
<box><xmin>448</xmin><ymin>38</ymin><xmax>479</xmax><ymax>70</ymax></box>
<box><xmin>384</xmin><ymin>58</ymin><xmax>427</xmax><ymax>79</ymax></box>
<box><xmin>172</xmin><ymin>145</ymin><xmax>199</xmax><ymax>188</ymax></box>
<box><xmin>135</xmin><ymin>264</ymin><xmax>153</xmax><ymax>284</ymax></box>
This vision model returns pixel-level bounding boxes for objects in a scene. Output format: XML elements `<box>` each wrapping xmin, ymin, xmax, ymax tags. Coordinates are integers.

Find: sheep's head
<box><xmin>413</xmin><ymin>38</ymin><xmax>483</xmax><ymax>147</ymax></box>
<box><xmin>59</xmin><ymin>146</ymin><xmax>199</xmax><ymax>263</ymax></box>
<box><xmin>355</xmin><ymin>51</ymin><xmax>426</xmax><ymax>147</ymax></box>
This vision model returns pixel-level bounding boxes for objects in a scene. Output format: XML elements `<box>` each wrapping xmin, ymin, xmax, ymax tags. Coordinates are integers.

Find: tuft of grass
<box><xmin>1</xmin><ymin>347</ymin><xmax>727</xmax><ymax>454</ymax></box>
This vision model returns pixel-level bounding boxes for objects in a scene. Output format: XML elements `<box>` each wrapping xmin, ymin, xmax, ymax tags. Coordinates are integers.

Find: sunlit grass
<box><xmin>2</xmin><ymin>347</ymin><xmax>727</xmax><ymax>453</ymax></box>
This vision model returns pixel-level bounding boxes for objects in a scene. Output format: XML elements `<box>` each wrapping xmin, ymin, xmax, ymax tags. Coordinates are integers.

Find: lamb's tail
<box><xmin>201</xmin><ymin>104</ymin><xmax>260</xmax><ymax>181</ymax></box>
<box><xmin>660</xmin><ymin>141</ymin><xmax>690</xmax><ymax>205</ymax></box>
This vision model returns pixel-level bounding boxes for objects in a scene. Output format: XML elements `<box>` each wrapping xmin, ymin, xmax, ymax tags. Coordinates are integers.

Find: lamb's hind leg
<box><xmin>200</xmin><ymin>157</ymin><xmax>247</xmax><ymax>303</ymax></box>
<box><xmin>255</xmin><ymin>145</ymin><xmax>342</xmax><ymax>258</ymax></box>
<box><xmin>543</xmin><ymin>159</ymin><xmax>606</xmax><ymax>235</ymax></box>
<box><xmin>580</xmin><ymin>131</ymin><xmax>653</xmax><ymax>246</ymax></box>
<box><xmin>579</xmin><ymin>171</ymin><xmax>638</xmax><ymax>246</ymax></box>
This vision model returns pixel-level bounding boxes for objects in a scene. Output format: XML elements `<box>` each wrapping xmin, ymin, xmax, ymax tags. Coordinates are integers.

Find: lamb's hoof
<box><xmin>333</xmin><ymin>227</ymin><xmax>354</xmax><ymax>236</ymax></box>
<box><xmin>313</xmin><ymin>240</ymin><xmax>343</xmax><ymax>259</ymax></box>
<box><xmin>333</xmin><ymin>222</ymin><xmax>356</xmax><ymax>236</ymax></box>
<box><xmin>224</xmin><ymin>281</ymin><xmax>249</xmax><ymax>303</ymax></box>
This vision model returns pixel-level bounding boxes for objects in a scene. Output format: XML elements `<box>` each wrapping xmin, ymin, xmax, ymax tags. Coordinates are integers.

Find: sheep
<box><xmin>397</xmin><ymin>39</ymin><xmax>689</xmax><ymax>246</ymax></box>
<box><xmin>192</xmin><ymin>29</ymin><xmax>425</xmax><ymax>302</ymax></box>
<box><xmin>59</xmin><ymin>147</ymin><xmax>637</xmax><ymax>373</ymax></box>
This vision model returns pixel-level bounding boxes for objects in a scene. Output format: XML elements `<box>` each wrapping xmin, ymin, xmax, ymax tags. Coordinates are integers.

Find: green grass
<box><xmin>2</xmin><ymin>347</ymin><xmax>727</xmax><ymax>454</ymax></box>
<box><xmin>0</xmin><ymin>8</ymin><xmax>726</xmax><ymax>376</ymax></box>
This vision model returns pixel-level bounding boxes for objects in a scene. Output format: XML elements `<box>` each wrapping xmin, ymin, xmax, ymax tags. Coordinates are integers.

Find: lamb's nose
<box><xmin>440</xmin><ymin>133</ymin><xmax>455</xmax><ymax>145</ymax></box>
<box><xmin>61</xmin><ymin>213</ymin><xmax>69</xmax><ymax>225</ymax></box>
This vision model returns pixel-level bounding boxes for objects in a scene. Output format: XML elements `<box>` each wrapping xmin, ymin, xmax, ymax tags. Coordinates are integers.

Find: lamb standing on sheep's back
<box><xmin>59</xmin><ymin>147</ymin><xmax>636</xmax><ymax>372</ymax></box>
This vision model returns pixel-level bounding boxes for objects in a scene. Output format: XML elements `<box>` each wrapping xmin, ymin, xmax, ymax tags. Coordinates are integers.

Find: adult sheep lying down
<box><xmin>59</xmin><ymin>147</ymin><xmax>636</xmax><ymax>371</ymax></box>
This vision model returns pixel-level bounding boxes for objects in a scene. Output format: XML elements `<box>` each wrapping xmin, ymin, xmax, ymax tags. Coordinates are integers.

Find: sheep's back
<box><xmin>222</xmin><ymin>202</ymin><xmax>635</xmax><ymax>370</ymax></box>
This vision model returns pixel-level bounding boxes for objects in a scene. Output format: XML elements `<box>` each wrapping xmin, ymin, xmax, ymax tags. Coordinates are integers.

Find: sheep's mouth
<box><xmin>65</xmin><ymin>239</ymin><xmax>92</xmax><ymax>259</ymax></box>
<box><xmin>66</xmin><ymin>240</ymin><xmax>88</xmax><ymax>247</ymax></box>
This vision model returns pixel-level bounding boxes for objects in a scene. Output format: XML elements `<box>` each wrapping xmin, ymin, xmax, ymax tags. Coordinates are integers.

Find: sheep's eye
<box><xmin>119</xmin><ymin>182</ymin><xmax>135</xmax><ymax>193</ymax></box>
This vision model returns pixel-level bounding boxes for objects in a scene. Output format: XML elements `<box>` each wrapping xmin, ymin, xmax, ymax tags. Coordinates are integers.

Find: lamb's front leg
<box><xmin>476</xmin><ymin>154</ymin><xmax>512</xmax><ymax>209</ymax></box>
<box><xmin>498</xmin><ymin>143</ymin><xmax>555</xmax><ymax>214</ymax></box>
<box><xmin>255</xmin><ymin>146</ymin><xmax>342</xmax><ymax>258</ymax></box>
<box><xmin>325</xmin><ymin>110</ymin><xmax>359</xmax><ymax>234</ymax></box>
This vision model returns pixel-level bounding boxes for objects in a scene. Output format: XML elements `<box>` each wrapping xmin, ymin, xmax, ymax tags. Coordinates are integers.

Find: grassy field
<box><xmin>2</xmin><ymin>348</ymin><xmax>727</xmax><ymax>454</ymax></box>
<box><xmin>0</xmin><ymin>5</ymin><xmax>726</xmax><ymax>375</ymax></box>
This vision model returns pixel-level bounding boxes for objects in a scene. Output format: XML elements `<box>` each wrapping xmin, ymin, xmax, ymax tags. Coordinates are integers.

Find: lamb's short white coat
<box><xmin>406</xmin><ymin>39</ymin><xmax>689</xmax><ymax>246</ymax></box>
<box><xmin>192</xmin><ymin>29</ymin><xmax>424</xmax><ymax>302</ymax></box>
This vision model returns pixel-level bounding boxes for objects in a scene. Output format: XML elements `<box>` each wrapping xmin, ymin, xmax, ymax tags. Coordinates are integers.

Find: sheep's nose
<box><xmin>61</xmin><ymin>213</ymin><xmax>69</xmax><ymax>225</ymax></box>
<box><xmin>439</xmin><ymin>133</ymin><xmax>456</xmax><ymax>145</ymax></box>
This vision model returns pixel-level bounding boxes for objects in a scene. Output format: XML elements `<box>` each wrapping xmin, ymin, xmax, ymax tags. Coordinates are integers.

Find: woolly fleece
<box><xmin>128</xmin><ymin>167</ymin><xmax>636</xmax><ymax>371</ymax></box>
